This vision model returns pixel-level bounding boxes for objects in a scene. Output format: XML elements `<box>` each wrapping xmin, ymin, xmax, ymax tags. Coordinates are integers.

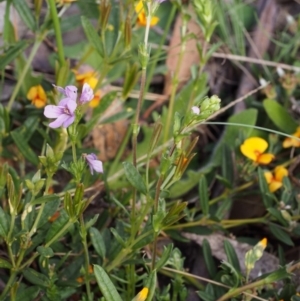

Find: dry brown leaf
<box><xmin>143</xmin><ymin>5</ymin><xmax>202</xmax><ymax>118</ymax></box>
<box><xmin>182</xmin><ymin>232</ymin><xmax>279</xmax><ymax>279</ymax></box>
<box><xmin>91</xmin><ymin>99</ymin><xmax>129</xmax><ymax>162</ymax></box>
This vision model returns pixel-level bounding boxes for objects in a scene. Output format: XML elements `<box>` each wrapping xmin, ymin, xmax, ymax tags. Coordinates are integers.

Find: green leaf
<box><xmin>94</xmin><ymin>265</ymin><xmax>123</xmax><ymax>301</ymax></box>
<box><xmin>267</xmin><ymin>208</ymin><xmax>289</xmax><ymax>227</ymax></box>
<box><xmin>123</xmin><ymin>162</ymin><xmax>147</xmax><ymax>195</ymax></box>
<box><xmin>15</xmin><ymin>287</ymin><xmax>40</xmax><ymax>301</ymax></box>
<box><xmin>269</xmin><ymin>224</ymin><xmax>294</xmax><ymax>246</ymax></box>
<box><xmin>0</xmin><ymin>206</ymin><xmax>9</xmax><ymax>238</ymax></box>
<box><xmin>199</xmin><ymin>176</ymin><xmax>209</xmax><ymax>215</ymax></box>
<box><xmin>263</xmin><ymin>99</ymin><xmax>298</xmax><ymax>133</ymax></box>
<box><xmin>10</xmin><ymin>131</ymin><xmax>39</xmax><ymax>165</ymax></box>
<box><xmin>223</xmin><ymin>109</ymin><xmax>258</xmax><ymax>147</ymax></box>
<box><xmin>202</xmin><ymin>239</ymin><xmax>217</xmax><ymax>278</ymax></box>
<box><xmin>85</xmin><ymin>214</ymin><xmax>99</xmax><ymax>230</ymax></box>
<box><xmin>37</xmin><ymin>246</ymin><xmax>54</xmax><ymax>258</ymax></box>
<box><xmin>155</xmin><ymin>244</ymin><xmax>173</xmax><ymax>271</ymax></box>
<box><xmin>81</xmin><ymin>16</ymin><xmax>105</xmax><ymax>58</ymax></box>
<box><xmin>0</xmin><ymin>258</ymin><xmax>12</xmax><ymax>269</ymax></box>
<box><xmin>224</xmin><ymin>240</ymin><xmax>241</xmax><ymax>272</ymax></box>
<box><xmin>258</xmin><ymin>167</ymin><xmax>275</xmax><ymax>208</ymax></box>
<box><xmin>23</xmin><ymin>268</ymin><xmax>50</xmax><ymax>287</ymax></box>
<box><xmin>31</xmin><ymin>194</ymin><xmax>59</xmax><ymax>205</ymax></box>
<box><xmin>12</xmin><ymin>0</ymin><xmax>36</xmax><ymax>31</ymax></box>
<box><xmin>46</xmin><ymin>210</ymin><xmax>70</xmax><ymax>244</ymax></box>
<box><xmin>0</xmin><ymin>41</ymin><xmax>28</xmax><ymax>70</ymax></box>
<box><xmin>89</xmin><ymin>227</ymin><xmax>106</xmax><ymax>259</ymax></box>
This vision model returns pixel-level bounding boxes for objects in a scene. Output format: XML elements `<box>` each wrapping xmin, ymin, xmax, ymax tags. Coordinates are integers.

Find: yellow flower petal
<box><xmin>89</xmin><ymin>90</ymin><xmax>101</xmax><ymax>108</ymax></box>
<box><xmin>27</xmin><ymin>85</ymin><xmax>47</xmax><ymax>108</ymax></box>
<box><xmin>240</xmin><ymin>137</ymin><xmax>269</xmax><ymax>162</ymax></box>
<box><xmin>264</xmin><ymin>171</ymin><xmax>273</xmax><ymax>184</ymax></box>
<box><xmin>269</xmin><ymin>181</ymin><xmax>282</xmax><ymax>193</ymax></box>
<box><xmin>257</xmin><ymin>153</ymin><xmax>274</xmax><ymax>164</ymax></box>
<box><xmin>135</xmin><ymin>0</ymin><xmax>144</xmax><ymax>14</ymax></box>
<box><xmin>274</xmin><ymin>166</ymin><xmax>288</xmax><ymax>182</ymax></box>
<box><xmin>136</xmin><ymin>288</ymin><xmax>149</xmax><ymax>301</ymax></box>
<box><xmin>150</xmin><ymin>16</ymin><xmax>159</xmax><ymax>26</ymax></box>
<box><xmin>283</xmin><ymin>136</ymin><xmax>300</xmax><ymax>148</ymax></box>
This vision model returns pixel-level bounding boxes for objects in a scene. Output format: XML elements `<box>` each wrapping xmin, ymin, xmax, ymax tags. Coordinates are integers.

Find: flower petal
<box><xmin>274</xmin><ymin>166</ymin><xmax>288</xmax><ymax>182</ymax></box>
<box><xmin>66</xmin><ymin>99</ymin><xmax>77</xmax><ymax>113</ymax></box>
<box><xmin>44</xmin><ymin>105</ymin><xmax>64</xmax><ymax>118</ymax></box>
<box><xmin>34</xmin><ymin>98</ymin><xmax>46</xmax><ymax>108</ymax></box>
<box><xmin>49</xmin><ymin>114</ymin><xmax>69</xmax><ymax>128</ymax></box>
<box><xmin>62</xmin><ymin>115</ymin><xmax>75</xmax><ymax>128</ymax></box>
<box><xmin>257</xmin><ymin>153</ymin><xmax>274</xmax><ymax>164</ymax></box>
<box><xmin>90</xmin><ymin>160</ymin><xmax>103</xmax><ymax>173</ymax></box>
<box><xmin>269</xmin><ymin>181</ymin><xmax>282</xmax><ymax>193</ymax></box>
<box><xmin>64</xmin><ymin>85</ymin><xmax>78</xmax><ymax>100</ymax></box>
<box><xmin>264</xmin><ymin>171</ymin><xmax>273</xmax><ymax>184</ymax></box>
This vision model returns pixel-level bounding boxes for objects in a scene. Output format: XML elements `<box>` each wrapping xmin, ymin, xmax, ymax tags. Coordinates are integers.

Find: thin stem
<box><xmin>80</xmin><ymin>215</ymin><xmax>92</xmax><ymax>301</ymax></box>
<box><xmin>48</xmin><ymin>0</ymin><xmax>65</xmax><ymax>66</ymax></box>
<box><xmin>0</xmin><ymin>271</ymin><xmax>17</xmax><ymax>301</ymax></box>
<box><xmin>71</xmin><ymin>142</ymin><xmax>77</xmax><ymax>163</ymax></box>
<box><xmin>7</xmin><ymin>39</ymin><xmax>43</xmax><ymax>112</ymax></box>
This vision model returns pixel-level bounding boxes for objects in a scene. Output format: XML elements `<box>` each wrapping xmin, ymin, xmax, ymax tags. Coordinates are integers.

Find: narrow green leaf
<box><xmin>269</xmin><ymin>224</ymin><xmax>294</xmax><ymax>246</ymax></box>
<box><xmin>199</xmin><ymin>176</ymin><xmax>209</xmax><ymax>215</ymax></box>
<box><xmin>46</xmin><ymin>210</ymin><xmax>69</xmax><ymax>243</ymax></box>
<box><xmin>267</xmin><ymin>208</ymin><xmax>289</xmax><ymax>227</ymax></box>
<box><xmin>85</xmin><ymin>214</ymin><xmax>99</xmax><ymax>230</ymax></box>
<box><xmin>23</xmin><ymin>268</ymin><xmax>49</xmax><ymax>287</ymax></box>
<box><xmin>94</xmin><ymin>265</ymin><xmax>123</xmax><ymax>301</ymax></box>
<box><xmin>15</xmin><ymin>287</ymin><xmax>40</xmax><ymax>301</ymax></box>
<box><xmin>0</xmin><ymin>258</ymin><xmax>12</xmax><ymax>269</ymax></box>
<box><xmin>202</xmin><ymin>239</ymin><xmax>217</xmax><ymax>278</ymax></box>
<box><xmin>0</xmin><ymin>41</ymin><xmax>28</xmax><ymax>70</ymax></box>
<box><xmin>263</xmin><ymin>99</ymin><xmax>298</xmax><ymax>133</ymax></box>
<box><xmin>81</xmin><ymin>16</ymin><xmax>105</xmax><ymax>57</ymax></box>
<box><xmin>155</xmin><ymin>244</ymin><xmax>173</xmax><ymax>271</ymax></box>
<box><xmin>224</xmin><ymin>240</ymin><xmax>241</xmax><ymax>272</ymax></box>
<box><xmin>11</xmin><ymin>131</ymin><xmax>39</xmax><ymax>165</ymax></box>
<box><xmin>89</xmin><ymin>227</ymin><xmax>106</xmax><ymax>259</ymax></box>
<box><xmin>258</xmin><ymin>167</ymin><xmax>275</xmax><ymax>208</ymax></box>
<box><xmin>123</xmin><ymin>162</ymin><xmax>147</xmax><ymax>195</ymax></box>
<box><xmin>12</xmin><ymin>0</ymin><xmax>36</xmax><ymax>31</ymax></box>
<box><xmin>31</xmin><ymin>194</ymin><xmax>59</xmax><ymax>205</ymax></box>
<box><xmin>0</xmin><ymin>206</ymin><xmax>9</xmax><ymax>238</ymax></box>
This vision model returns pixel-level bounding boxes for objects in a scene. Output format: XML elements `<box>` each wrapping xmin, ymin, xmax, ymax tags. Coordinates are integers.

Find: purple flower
<box><xmin>44</xmin><ymin>98</ymin><xmax>77</xmax><ymax>128</ymax></box>
<box><xmin>85</xmin><ymin>153</ymin><xmax>103</xmax><ymax>175</ymax></box>
<box><xmin>53</xmin><ymin>84</ymin><xmax>78</xmax><ymax>101</ymax></box>
<box><xmin>79</xmin><ymin>83</ymin><xmax>94</xmax><ymax>103</ymax></box>
<box><xmin>191</xmin><ymin>106</ymin><xmax>200</xmax><ymax>115</ymax></box>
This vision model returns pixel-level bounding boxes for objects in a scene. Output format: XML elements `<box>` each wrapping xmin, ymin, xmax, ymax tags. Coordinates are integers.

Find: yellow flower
<box><xmin>135</xmin><ymin>287</ymin><xmax>149</xmax><ymax>301</ymax></box>
<box><xmin>74</xmin><ymin>70</ymin><xmax>98</xmax><ymax>90</ymax></box>
<box><xmin>56</xmin><ymin>0</ymin><xmax>76</xmax><ymax>5</ymax></box>
<box><xmin>27</xmin><ymin>85</ymin><xmax>47</xmax><ymax>108</ymax></box>
<box><xmin>264</xmin><ymin>166</ymin><xmax>288</xmax><ymax>192</ymax></box>
<box><xmin>283</xmin><ymin>126</ymin><xmax>300</xmax><ymax>148</ymax></box>
<box><xmin>135</xmin><ymin>1</ymin><xmax>159</xmax><ymax>27</ymax></box>
<box><xmin>258</xmin><ymin>237</ymin><xmax>267</xmax><ymax>249</ymax></box>
<box><xmin>89</xmin><ymin>90</ymin><xmax>101</xmax><ymax>108</ymax></box>
<box><xmin>240</xmin><ymin>137</ymin><xmax>274</xmax><ymax>165</ymax></box>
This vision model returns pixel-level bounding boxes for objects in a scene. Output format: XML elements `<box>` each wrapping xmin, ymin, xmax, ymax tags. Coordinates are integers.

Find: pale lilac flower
<box><xmin>53</xmin><ymin>84</ymin><xmax>78</xmax><ymax>101</ymax></box>
<box><xmin>44</xmin><ymin>98</ymin><xmax>77</xmax><ymax>128</ymax></box>
<box><xmin>191</xmin><ymin>106</ymin><xmax>200</xmax><ymax>115</ymax></box>
<box><xmin>79</xmin><ymin>83</ymin><xmax>94</xmax><ymax>103</ymax></box>
<box><xmin>85</xmin><ymin>153</ymin><xmax>103</xmax><ymax>175</ymax></box>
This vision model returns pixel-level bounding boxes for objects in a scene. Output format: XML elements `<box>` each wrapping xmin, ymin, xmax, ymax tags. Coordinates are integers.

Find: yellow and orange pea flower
<box><xmin>283</xmin><ymin>126</ymin><xmax>300</xmax><ymax>148</ymax></box>
<box><xmin>240</xmin><ymin>137</ymin><xmax>275</xmax><ymax>165</ymax></box>
<box><xmin>264</xmin><ymin>166</ymin><xmax>288</xmax><ymax>193</ymax></box>
<box><xmin>73</xmin><ymin>70</ymin><xmax>101</xmax><ymax>108</ymax></box>
<box><xmin>27</xmin><ymin>85</ymin><xmax>47</xmax><ymax>108</ymax></box>
<box><xmin>135</xmin><ymin>1</ymin><xmax>159</xmax><ymax>27</ymax></box>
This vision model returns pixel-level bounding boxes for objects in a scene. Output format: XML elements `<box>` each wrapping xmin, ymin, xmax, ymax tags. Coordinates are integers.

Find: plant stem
<box><xmin>79</xmin><ymin>215</ymin><xmax>92</xmax><ymax>301</ymax></box>
<box><xmin>7</xmin><ymin>38</ymin><xmax>43</xmax><ymax>112</ymax></box>
<box><xmin>48</xmin><ymin>0</ymin><xmax>65</xmax><ymax>66</ymax></box>
<box><xmin>71</xmin><ymin>141</ymin><xmax>77</xmax><ymax>163</ymax></box>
